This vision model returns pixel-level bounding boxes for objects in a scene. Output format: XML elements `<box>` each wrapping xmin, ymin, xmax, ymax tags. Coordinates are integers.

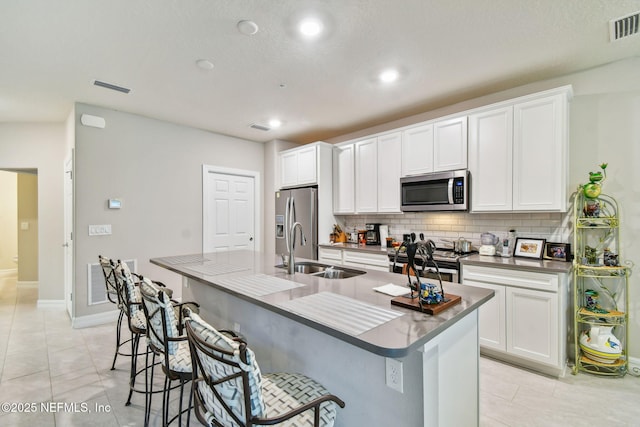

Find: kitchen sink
<box><xmin>275</xmin><ymin>262</ymin><xmax>366</xmax><ymax>279</ymax></box>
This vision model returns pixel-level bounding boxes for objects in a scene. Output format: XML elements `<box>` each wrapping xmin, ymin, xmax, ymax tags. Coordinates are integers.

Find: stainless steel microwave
<box><xmin>400</xmin><ymin>170</ymin><xmax>469</xmax><ymax>212</ymax></box>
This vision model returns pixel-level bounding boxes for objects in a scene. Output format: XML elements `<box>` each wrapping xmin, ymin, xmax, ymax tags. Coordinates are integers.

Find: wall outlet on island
<box><xmin>385</xmin><ymin>357</ymin><xmax>403</xmax><ymax>393</ymax></box>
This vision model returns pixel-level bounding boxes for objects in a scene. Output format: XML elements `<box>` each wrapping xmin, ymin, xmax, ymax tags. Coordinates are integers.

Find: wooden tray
<box><xmin>391</xmin><ymin>293</ymin><xmax>461</xmax><ymax>315</ymax></box>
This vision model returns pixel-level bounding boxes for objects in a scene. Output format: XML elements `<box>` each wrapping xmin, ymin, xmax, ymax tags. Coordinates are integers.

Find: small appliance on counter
<box><xmin>479</xmin><ymin>232</ymin><xmax>499</xmax><ymax>256</ymax></box>
<box><xmin>365</xmin><ymin>223</ymin><xmax>381</xmax><ymax>245</ymax></box>
<box><xmin>379</xmin><ymin>225</ymin><xmax>389</xmax><ymax>246</ymax></box>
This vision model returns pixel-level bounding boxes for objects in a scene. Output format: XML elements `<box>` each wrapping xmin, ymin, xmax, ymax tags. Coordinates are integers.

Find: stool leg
<box><xmin>111</xmin><ymin>310</ymin><xmax>125</xmax><ymax>370</ymax></box>
<box><xmin>126</xmin><ymin>332</ymin><xmax>140</xmax><ymax>406</ymax></box>
<box><xmin>145</xmin><ymin>351</ymin><xmax>155</xmax><ymax>427</ymax></box>
<box><xmin>162</xmin><ymin>375</ymin><xmax>170</xmax><ymax>426</ymax></box>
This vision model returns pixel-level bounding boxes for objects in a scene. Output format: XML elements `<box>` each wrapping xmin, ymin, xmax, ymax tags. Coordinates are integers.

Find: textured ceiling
<box><xmin>1</xmin><ymin>0</ymin><xmax>639</xmax><ymax>143</ymax></box>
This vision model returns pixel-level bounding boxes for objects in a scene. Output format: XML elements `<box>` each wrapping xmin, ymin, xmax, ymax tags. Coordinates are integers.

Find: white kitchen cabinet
<box><xmin>318</xmin><ymin>247</ymin><xmax>389</xmax><ymax>272</ymax></box>
<box><xmin>318</xmin><ymin>247</ymin><xmax>343</xmax><ymax>265</ymax></box>
<box><xmin>336</xmin><ymin>132</ymin><xmax>402</xmax><ymax>214</ymax></box>
<box><xmin>376</xmin><ymin>132</ymin><xmax>402</xmax><ymax>213</ymax></box>
<box><xmin>333</xmin><ymin>143</ymin><xmax>355</xmax><ymax>214</ymax></box>
<box><xmin>279</xmin><ymin>144</ymin><xmax>318</xmax><ymax>188</ymax></box>
<box><xmin>433</xmin><ymin>116</ymin><xmax>467</xmax><ymax>172</ymax></box>
<box><xmin>355</xmin><ymin>137</ymin><xmax>378</xmax><ymax>213</ymax></box>
<box><xmin>469</xmin><ymin>86</ymin><xmax>571</xmax><ymax>212</ymax></box>
<box><xmin>461</xmin><ymin>264</ymin><xmax>568</xmax><ymax>376</ymax></box>
<box><xmin>506</xmin><ymin>286</ymin><xmax>558</xmax><ymax>366</ymax></box>
<box><xmin>468</xmin><ymin>106</ymin><xmax>514</xmax><ymax>211</ymax></box>
<box><xmin>342</xmin><ymin>250</ymin><xmax>389</xmax><ymax>272</ymax></box>
<box><xmin>512</xmin><ymin>93</ymin><xmax>568</xmax><ymax>211</ymax></box>
<box><xmin>401</xmin><ymin>123</ymin><xmax>433</xmax><ymax>176</ymax></box>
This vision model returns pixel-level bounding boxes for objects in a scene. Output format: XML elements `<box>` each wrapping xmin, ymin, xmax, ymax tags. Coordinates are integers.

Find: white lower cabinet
<box><xmin>318</xmin><ymin>247</ymin><xmax>343</xmax><ymax>265</ymax></box>
<box><xmin>461</xmin><ymin>264</ymin><xmax>567</xmax><ymax>376</ymax></box>
<box><xmin>343</xmin><ymin>250</ymin><xmax>389</xmax><ymax>272</ymax></box>
<box><xmin>319</xmin><ymin>247</ymin><xmax>389</xmax><ymax>272</ymax></box>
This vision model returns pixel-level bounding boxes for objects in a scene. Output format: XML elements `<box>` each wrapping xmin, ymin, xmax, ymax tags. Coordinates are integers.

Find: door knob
<box><xmin>249</xmin><ymin>237</ymin><xmax>254</xmax><ymax>241</ymax></box>
<box><xmin>62</xmin><ymin>242</ymin><xmax>69</xmax><ymax>247</ymax></box>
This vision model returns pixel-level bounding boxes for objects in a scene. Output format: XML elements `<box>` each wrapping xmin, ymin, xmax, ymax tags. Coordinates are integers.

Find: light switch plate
<box><xmin>88</xmin><ymin>224</ymin><xmax>112</xmax><ymax>236</ymax></box>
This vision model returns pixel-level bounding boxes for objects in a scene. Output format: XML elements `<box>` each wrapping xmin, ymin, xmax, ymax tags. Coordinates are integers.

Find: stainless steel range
<box><xmin>388</xmin><ymin>245</ymin><xmax>474</xmax><ymax>283</ymax></box>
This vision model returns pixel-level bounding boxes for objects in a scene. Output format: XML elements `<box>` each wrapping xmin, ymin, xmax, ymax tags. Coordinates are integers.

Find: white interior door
<box><xmin>203</xmin><ymin>166</ymin><xmax>259</xmax><ymax>253</ymax></box>
<box><xmin>63</xmin><ymin>156</ymin><xmax>73</xmax><ymax>316</ymax></box>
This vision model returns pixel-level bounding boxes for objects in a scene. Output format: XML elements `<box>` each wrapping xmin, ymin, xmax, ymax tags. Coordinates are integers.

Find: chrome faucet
<box><xmin>287</xmin><ymin>221</ymin><xmax>306</xmax><ymax>274</ymax></box>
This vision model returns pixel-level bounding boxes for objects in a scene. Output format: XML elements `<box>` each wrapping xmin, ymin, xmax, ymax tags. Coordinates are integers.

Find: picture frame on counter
<box><xmin>514</xmin><ymin>238</ymin><xmax>546</xmax><ymax>259</ymax></box>
<box><xmin>543</xmin><ymin>242</ymin><xmax>571</xmax><ymax>262</ymax></box>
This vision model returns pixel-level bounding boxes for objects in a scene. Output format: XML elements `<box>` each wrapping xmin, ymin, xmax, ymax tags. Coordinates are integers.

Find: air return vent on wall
<box><xmin>610</xmin><ymin>11</ymin><xmax>640</xmax><ymax>41</ymax></box>
<box><xmin>87</xmin><ymin>259</ymin><xmax>136</xmax><ymax>305</ymax></box>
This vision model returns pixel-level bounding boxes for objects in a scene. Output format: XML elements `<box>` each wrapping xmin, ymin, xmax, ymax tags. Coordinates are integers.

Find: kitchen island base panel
<box><xmin>183</xmin><ymin>277</ymin><xmax>479</xmax><ymax>427</ymax></box>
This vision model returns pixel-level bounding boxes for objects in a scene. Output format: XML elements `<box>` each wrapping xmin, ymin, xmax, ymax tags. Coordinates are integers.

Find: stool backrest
<box><xmin>98</xmin><ymin>255</ymin><xmax>119</xmax><ymax>305</ymax></box>
<box><xmin>185</xmin><ymin>310</ymin><xmax>265</xmax><ymax>426</ymax></box>
<box><xmin>139</xmin><ymin>278</ymin><xmax>180</xmax><ymax>355</ymax></box>
<box><xmin>114</xmin><ymin>261</ymin><xmax>143</xmax><ymax>320</ymax></box>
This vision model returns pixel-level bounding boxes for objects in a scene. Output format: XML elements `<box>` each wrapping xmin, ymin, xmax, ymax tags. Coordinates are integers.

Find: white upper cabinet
<box><xmin>469</xmin><ymin>87</ymin><xmax>571</xmax><ymax>212</ymax></box>
<box><xmin>513</xmin><ymin>94</ymin><xmax>567</xmax><ymax>211</ymax></box>
<box><xmin>279</xmin><ymin>145</ymin><xmax>318</xmax><ymax>188</ymax></box>
<box><xmin>333</xmin><ymin>143</ymin><xmax>355</xmax><ymax>214</ymax></box>
<box><xmin>376</xmin><ymin>132</ymin><xmax>402</xmax><ymax>213</ymax></box>
<box><xmin>402</xmin><ymin>116</ymin><xmax>468</xmax><ymax>177</ymax></box>
<box><xmin>434</xmin><ymin>116</ymin><xmax>468</xmax><ymax>172</ymax></box>
<box><xmin>402</xmin><ymin>123</ymin><xmax>433</xmax><ymax>176</ymax></box>
<box><xmin>355</xmin><ymin>137</ymin><xmax>378</xmax><ymax>213</ymax></box>
<box><xmin>468</xmin><ymin>106</ymin><xmax>514</xmax><ymax>211</ymax></box>
<box><xmin>334</xmin><ymin>131</ymin><xmax>402</xmax><ymax>214</ymax></box>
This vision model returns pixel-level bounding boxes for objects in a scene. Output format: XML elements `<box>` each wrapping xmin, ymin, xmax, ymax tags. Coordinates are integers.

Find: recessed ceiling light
<box><xmin>196</xmin><ymin>59</ymin><xmax>214</xmax><ymax>70</ymax></box>
<box><xmin>379</xmin><ymin>69</ymin><xmax>399</xmax><ymax>83</ymax></box>
<box><xmin>299</xmin><ymin>18</ymin><xmax>323</xmax><ymax>37</ymax></box>
<box><xmin>237</xmin><ymin>20</ymin><xmax>259</xmax><ymax>36</ymax></box>
<box><xmin>268</xmin><ymin>119</ymin><xmax>282</xmax><ymax>128</ymax></box>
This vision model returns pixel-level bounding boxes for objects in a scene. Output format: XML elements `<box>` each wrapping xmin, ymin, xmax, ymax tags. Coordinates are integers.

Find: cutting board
<box><xmin>391</xmin><ymin>293</ymin><xmax>462</xmax><ymax>315</ymax></box>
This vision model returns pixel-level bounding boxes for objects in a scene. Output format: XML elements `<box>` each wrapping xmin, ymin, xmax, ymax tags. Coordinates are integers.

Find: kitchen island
<box><xmin>151</xmin><ymin>250</ymin><xmax>494</xmax><ymax>427</ymax></box>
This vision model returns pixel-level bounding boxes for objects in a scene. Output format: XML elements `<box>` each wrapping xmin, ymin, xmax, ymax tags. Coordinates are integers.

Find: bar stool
<box><xmin>99</xmin><ymin>255</ymin><xmax>128</xmax><ymax>370</ymax></box>
<box><xmin>184</xmin><ymin>308</ymin><xmax>345</xmax><ymax>427</ymax></box>
<box><xmin>139</xmin><ymin>277</ymin><xmax>199</xmax><ymax>426</ymax></box>
<box><xmin>114</xmin><ymin>260</ymin><xmax>150</xmax><ymax>408</ymax></box>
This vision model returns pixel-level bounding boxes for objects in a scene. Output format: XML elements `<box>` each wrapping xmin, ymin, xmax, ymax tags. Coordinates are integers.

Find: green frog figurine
<box><xmin>581</xmin><ymin>163</ymin><xmax>607</xmax><ymax>199</ymax></box>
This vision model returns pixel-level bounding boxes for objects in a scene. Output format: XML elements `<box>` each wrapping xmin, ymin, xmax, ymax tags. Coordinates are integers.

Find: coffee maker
<box><xmin>365</xmin><ymin>223</ymin><xmax>381</xmax><ymax>245</ymax></box>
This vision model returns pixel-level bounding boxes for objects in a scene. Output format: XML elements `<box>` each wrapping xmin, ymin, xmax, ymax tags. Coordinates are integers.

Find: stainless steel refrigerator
<box><xmin>275</xmin><ymin>187</ymin><xmax>318</xmax><ymax>260</ymax></box>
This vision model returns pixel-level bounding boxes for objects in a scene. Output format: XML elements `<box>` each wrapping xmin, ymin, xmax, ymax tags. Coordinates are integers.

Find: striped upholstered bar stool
<box><xmin>184</xmin><ymin>308</ymin><xmax>345</xmax><ymax>427</ymax></box>
<box><xmin>139</xmin><ymin>278</ymin><xmax>199</xmax><ymax>426</ymax></box>
<box><xmin>99</xmin><ymin>255</ymin><xmax>128</xmax><ymax>370</ymax></box>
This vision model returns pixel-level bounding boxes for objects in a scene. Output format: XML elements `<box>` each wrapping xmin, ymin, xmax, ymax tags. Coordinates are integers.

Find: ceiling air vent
<box><xmin>609</xmin><ymin>11</ymin><xmax>640</xmax><ymax>41</ymax></box>
<box><xmin>93</xmin><ymin>79</ymin><xmax>131</xmax><ymax>94</ymax></box>
<box><xmin>250</xmin><ymin>123</ymin><xmax>270</xmax><ymax>131</ymax></box>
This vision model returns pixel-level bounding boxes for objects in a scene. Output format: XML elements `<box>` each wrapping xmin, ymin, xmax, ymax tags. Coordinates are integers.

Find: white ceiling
<box><xmin>1</xmin><ymin>0</ymin><xmax>639</xmax><ymax>144</ymax></box>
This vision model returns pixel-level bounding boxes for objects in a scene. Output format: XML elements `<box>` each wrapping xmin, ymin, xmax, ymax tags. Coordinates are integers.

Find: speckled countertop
<box><xmin>319</xmin><ymin>242</ymin><xmax>390</xmax><ymax>254</ymax></box>
<box><xmin>151</xmin><ymin>250</ymin><xmax>494</xmax><ymax>357</ymax></box>
<box><xmin>460</xmin><ymin>254</ymin><xmax>573</xmax><ymax>274</ymax></box>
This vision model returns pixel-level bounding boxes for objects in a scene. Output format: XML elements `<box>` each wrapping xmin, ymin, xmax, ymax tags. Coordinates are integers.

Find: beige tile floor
<box><xmin>1</xmin><ymin>273</ymin><xmax>638</xmax><ymax>426</ymax></box>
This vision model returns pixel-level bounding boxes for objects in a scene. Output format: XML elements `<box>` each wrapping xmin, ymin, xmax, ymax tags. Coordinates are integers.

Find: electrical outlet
<box><xmin>233</xmin><ymin>322</ymin><xmax>241</xmax><ymax>333</ymax></box>
<box><xmin>385</xmin><ymin>357</ymin><xmax>403</xmax><ymax>393</ymax></box>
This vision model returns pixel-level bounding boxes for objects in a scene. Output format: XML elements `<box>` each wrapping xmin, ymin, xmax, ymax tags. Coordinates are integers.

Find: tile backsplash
<box><xmin>336</xmin><ymin>211</ymin><xmax>570</xmax><ymax>248</ymax></box>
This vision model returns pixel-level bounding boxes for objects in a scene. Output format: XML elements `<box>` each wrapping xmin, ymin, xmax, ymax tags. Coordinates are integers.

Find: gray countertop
<box><xmin>460</xmin><ymin>253</ymin><xmax>573</xmax><ymax>274</ymax></box>
<box><xmin>151</xmin><ymin>250</ymin><xmax>494</xmax><ymax>357</ymax></box>
<box><xmin>319</xmin><ymin>242</ymin><xmax>390</xmax><ymax>254</ymax></box>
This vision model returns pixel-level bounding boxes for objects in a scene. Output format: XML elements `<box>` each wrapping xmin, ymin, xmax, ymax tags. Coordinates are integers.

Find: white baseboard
<box><xmin>37</xmin><ymin>299</ymin><xmax>66</xmax><ymax>309</ymax></box>
<box><xmin>17</xmin><ymin>280</ymin><xmax>39</xmax><ymax>288</ymax></box>
<box><xmin>72</xmin><ymin>309</ymin><xmax>120</xmax><ymax>329</ymax></box>
<box><xmin>628</xmin><ymin>356</ymin><xmax>640</xmax><ymax>377</ymax></box>
<box><xmin>0</xmin><ymin>268</ymin><xmax>17</xmax><ymax>278</ymax></box>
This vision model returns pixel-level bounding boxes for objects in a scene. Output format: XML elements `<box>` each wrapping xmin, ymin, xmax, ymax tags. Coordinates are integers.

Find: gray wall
<box><xmin>74</xmin><ymin>103</ymin><xmax>265</xmax><ymax>317</ymax></box>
